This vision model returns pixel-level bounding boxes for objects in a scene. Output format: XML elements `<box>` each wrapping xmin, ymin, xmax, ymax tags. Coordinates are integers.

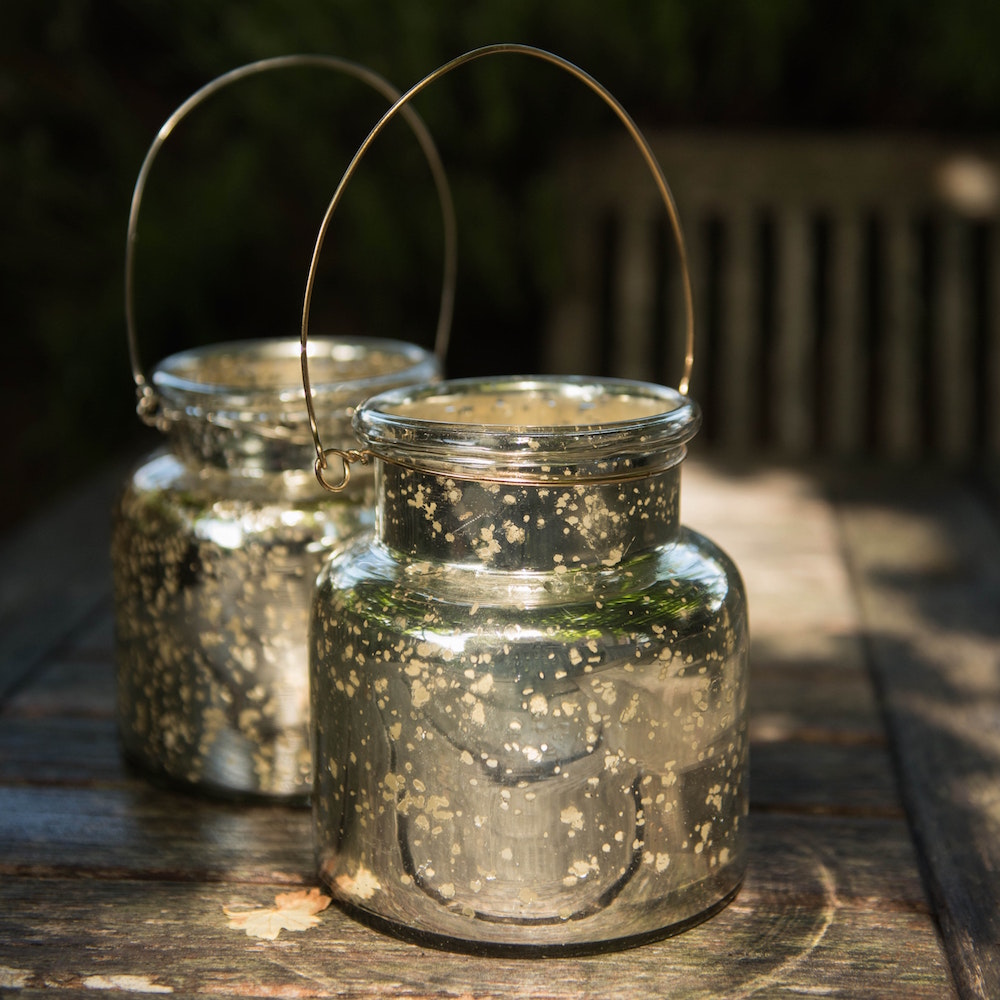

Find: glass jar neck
<box><xmin>167</xmin><ymin>418</ymin><xmax>370</xmax><ymax>500</ymax></box>
<box><xmin>152</xmin><ymin>336</ymin><xmax>440</xmax><ymax>486</ymax></box>
<box><xmin>167</xmin><ymin>415</ymin><xmax>334</xmax><ymax>476</ymax></box>
<box><xmin>376</xmin><ymin>462</ymin><xmax>681</xmax><ymax>571</ymax></box>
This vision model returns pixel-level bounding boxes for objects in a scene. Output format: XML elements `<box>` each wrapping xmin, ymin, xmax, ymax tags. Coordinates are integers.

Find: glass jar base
<box><xmin>121</xmin><ymin>747</ymin><xmax>311</xmax><ymax>807</ymax></box>
<box><xmin>321</xmin><ymin>863</ymin><xmax>745</xmax><ymax>954</ymax></box>
<box><xmin>330</xmin><ymin>877</ymin><xmax>744</xmax><ymax>956</ymax></box>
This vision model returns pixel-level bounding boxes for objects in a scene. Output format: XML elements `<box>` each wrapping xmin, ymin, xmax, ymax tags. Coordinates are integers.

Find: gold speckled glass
<box><xmin>311</xmin><ymin>375</ymin><xmax>749</xmax><ymax>951</ymax></box>
<box><xmin>112</xmin><ymin>337</ymin><xmax>439</xmax><ymax>800</ymax></box>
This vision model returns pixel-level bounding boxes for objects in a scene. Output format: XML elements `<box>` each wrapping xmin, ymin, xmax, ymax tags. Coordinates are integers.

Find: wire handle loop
<box><xmin>125</xmin><ymin>54</ymin><xmax>457</xmax><ymax>430</ymax></box>
<box><xmin>303</xmin><ymin>43</ymin><xmax>695</xmax><ymax>493</ymax></box>
<box><xmin>315</xmin><ymin>447</ymin><xmax>374</xmax><ymax>493</ymax></box>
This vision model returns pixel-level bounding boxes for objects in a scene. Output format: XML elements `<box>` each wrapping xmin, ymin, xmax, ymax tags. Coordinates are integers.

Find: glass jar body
<box><xmin>311</xmin><ymin>464</ymin><xmax>749</xmax><ymax>950</ymax></box>
<box><xmin>113</xmin><ymin>454</ymin><xmax>371</xmax><ymax>800</ymax></box>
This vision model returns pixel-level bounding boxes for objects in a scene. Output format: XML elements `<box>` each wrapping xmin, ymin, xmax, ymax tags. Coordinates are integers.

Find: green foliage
<box><xmin>1</xmin><ymin>0</ymin><xmax>997</xmax><ymax>526</ymax></box>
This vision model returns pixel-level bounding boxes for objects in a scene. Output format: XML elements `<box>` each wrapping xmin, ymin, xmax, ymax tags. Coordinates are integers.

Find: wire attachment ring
<box><xmin>316</xmin><ymin>447</ymin><xmax>373</xmax><ymax>493</ymax></box>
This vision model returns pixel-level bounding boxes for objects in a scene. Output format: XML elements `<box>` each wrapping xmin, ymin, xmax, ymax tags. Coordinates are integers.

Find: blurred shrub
<box><xmin>2</xmin><ymin>0</ymin><xmax>998</xmax><ymax>525</ymax></box>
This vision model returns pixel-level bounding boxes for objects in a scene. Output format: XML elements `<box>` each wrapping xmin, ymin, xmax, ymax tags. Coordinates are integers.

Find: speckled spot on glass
<box><xmin>311</xmin><ymin>376</ymin><xmax>749</xmax><ymax>950</ymax></box>
<box><xmin>112</xmin><ymin>337</ymin><xmax>439</xmax><ymax>801</ymax></box>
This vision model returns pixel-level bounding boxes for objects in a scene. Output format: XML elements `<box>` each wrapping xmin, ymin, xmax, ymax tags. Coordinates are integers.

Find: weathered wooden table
<box><xmin>2</xmin><ymin>458</ymin><xmax>998</xmax><ymax>998</ymax></box>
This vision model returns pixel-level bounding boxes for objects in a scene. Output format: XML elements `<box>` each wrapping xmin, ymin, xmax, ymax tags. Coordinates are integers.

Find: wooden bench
<box><xmin>546</xmin><ymin>132</ymin><xmax>1000</xmax><ymax>461</ymax></box>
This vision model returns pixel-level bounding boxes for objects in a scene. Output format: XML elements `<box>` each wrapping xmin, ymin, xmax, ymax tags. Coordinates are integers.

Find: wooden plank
<box><xmin>0</xmin><ymin>460</ymin><xmax>129</xmax><ymax>703</ymax></box>
<box><xmin>1</xmin><ymin>654</ymin><xmax>117</xmax><ymax>721</ymax></box>
<box><xmin>988</xmin><ymin>223</ymin><xmax>1000</xmax><ymax>455</ymax></box>
<box><xmin>0</xmin><ymin>815</ymin><xmax>954</xmax><ymax>999</ymax></box>
<box><xmin>3</xmin><ymin>607</ymin><xmax>116</xmax><ymax>721</ymax></box>
<box><xmin>0</xmin><ymin>718</ymin><xmax>123</xmax><ymax>786</ymax></box>
<box><xmin>774</xmin><ymin>209</ymin><xmax>815</xmax><ymax>455</ymax></box>
<box><xmin>684</xmin><ymin>209</ymin><xmax>710</xmax><ymax>405</ymax></box>
<box><xmin>541</xmin><ymin>161</ymin><xmax>602</xmax><ymax>376</ymax></box>
<box><xmin>933</xmin><ymin>218</ymin><xmax>974</xmax><ymax>460</ymax></box>
<box><xmin>834</xmin><ymin>470</ymin><xmax>1000</xmax><ymax>1000</ymax></box>
<box><xmin>750</xmin><ymin>660</ymin><xmax>883</xmax><ymax>744</ymax></box>
<box><xmin>717</xmin><ymin>207</ymin><xmax>757</xmax><ymax>450</ymax></box>
<box><xmin>696</xmin><ymin>456</ymin><xmax>886</xmax><ymax>745</ymax></box>
<box><xmin>0</xmin><ymin>784</ymin><xmax>314</xmax><ymax>884</ymax></box>
<box><xmin>881</xmin><ymin>211</ymin><xmax>920</xmax><ymax>458</ymax></box>
<box><xmin>826</xmin><ymin>214</ymin><xmax>865</xmax><ymax>456</ymax></box>
<box><xmin>682</xmin><ymin>461</ymin><xmax>864</xmax><ymax>664</ymax></box>
<box><xmin>660</xmin><ymin>202</ymin><xmax>693</xmax><ymax>391</ymax></box>
<box><xmin>750</xmin><ymin>741</ymin><xmax>901</xmax><ymax>817</ymax></box>
<box><xmin>612</xmin><ymin>205</ymin><xmax>657</xmax><ymax>380</ymax></box>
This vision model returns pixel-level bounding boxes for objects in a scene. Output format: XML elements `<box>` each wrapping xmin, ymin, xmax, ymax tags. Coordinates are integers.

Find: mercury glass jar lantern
<box><xmin>302</xmin><ymin>45</ymin><xmax>749</xmax><ymax>951</ymax></box>
<box><xmin>112</xmin><ymin>56</ymin><xmax>456</xmax><ymax>801</ymax></box>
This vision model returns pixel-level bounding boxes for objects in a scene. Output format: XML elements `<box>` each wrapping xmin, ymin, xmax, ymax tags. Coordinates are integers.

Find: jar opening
<box><xmin>153</xmin><ymin>337</ymin><xmax>438</xmax><ymax>420</ymax></box>
<box><xmin>393</xmin><ymin>384</ymin><xmax>682</xmax><ymax>427</ymax></box>
<box><xmin>354</xmin><ymin>376</ymin><xmax>701</xmax><ymax>483</ymax></box>
<box><xmin>149</xmin><ymin>336</ymin><xmax>439</xmax><ymax>476</ymax></box>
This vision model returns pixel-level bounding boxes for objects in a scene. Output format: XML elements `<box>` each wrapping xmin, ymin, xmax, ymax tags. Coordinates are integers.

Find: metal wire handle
<box><xmin>125</xmin><ymin>54</ymin><xmax>457</xmax><ymax>429</ymax></box>
<box><xmin>302</xmin><ymin>43</ymin><xmax>695</xmax><ymax>493</ymax></box>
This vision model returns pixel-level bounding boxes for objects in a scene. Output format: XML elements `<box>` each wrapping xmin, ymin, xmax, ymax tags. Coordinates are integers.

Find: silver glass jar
<box><xmin>112</xmin><ymin>56</ymin><xmax>456</xmax><ymax>800</ymax></box>
<box><xmin>113</xmin><ymin>338</ymin><xmax>440</xmax><ymax>799</ymax></box>
<box><xmin>310</xmin><ymin>376</ymin><xmax>749</xmax><ymax>950</ymax></box>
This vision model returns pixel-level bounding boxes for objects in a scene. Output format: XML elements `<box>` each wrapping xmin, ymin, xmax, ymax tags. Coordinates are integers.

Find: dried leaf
<box><xmin>224</xmin><ymin>887</ymin><xmax>331</xmax><ymax>940</ymax></box>
<box><xmin>274</xmin><ymin>888</ymin><xmax>332</xmax><ymax>916</ymax></box>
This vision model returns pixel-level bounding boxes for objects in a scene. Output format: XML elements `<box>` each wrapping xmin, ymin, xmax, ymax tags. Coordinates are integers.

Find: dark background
<box><xmin>3</xmin><ymin>0</ymin><xmax>999</xmax><ymax>529</ymax></box>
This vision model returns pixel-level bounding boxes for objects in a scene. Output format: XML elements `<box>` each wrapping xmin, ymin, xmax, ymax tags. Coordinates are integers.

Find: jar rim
<box><xmin>353</xmin><ymin>375</ymin><xmax>701</xmax><ymax>483</ymax></box>
<box><xmin>152</xmin><ymin>336</ymin><xmax>439</xmax><ymax>424</ymax></box>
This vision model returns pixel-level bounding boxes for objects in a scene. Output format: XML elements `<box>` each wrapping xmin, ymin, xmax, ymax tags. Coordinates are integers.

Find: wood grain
<box><xmin>0</xmin><ymin>460</ymin><xmax>965</xmax><ymax>997</ymax></box>
<box><xmin>0</xmin><ymin>460</ymin><xmax>126</xmax><ymax>702</ymax></box>
<box><xmin>0</xmin><ymin>814</ymin><xmax>952</xmax><ymax>999</ymax></box>
<box><xmin>834</xmin><ymin>469</ymin><xmax>1000</xmax><ymax>1000</ymax></box>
